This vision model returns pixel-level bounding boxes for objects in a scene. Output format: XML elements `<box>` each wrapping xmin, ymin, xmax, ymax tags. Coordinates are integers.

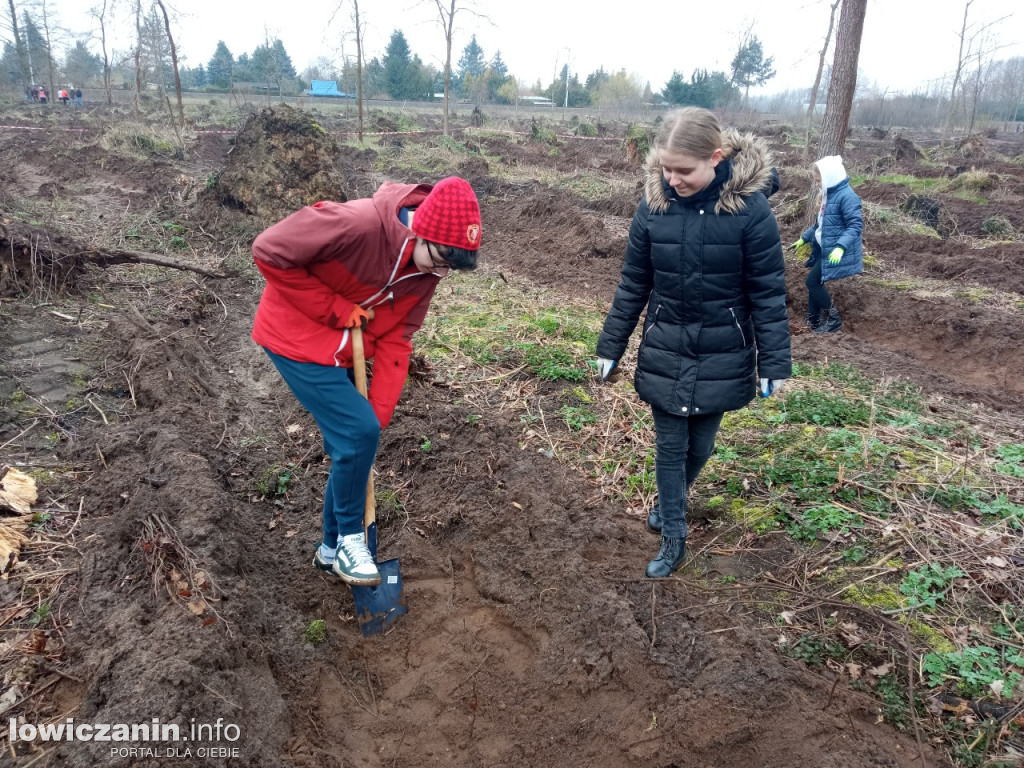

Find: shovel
<box><xmin>350</xmin><ymin>326</ymin><xmax>407</xmax><ymax>636</ymax></box>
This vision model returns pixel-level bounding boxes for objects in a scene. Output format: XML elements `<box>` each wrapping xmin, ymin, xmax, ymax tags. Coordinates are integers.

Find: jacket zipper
<box><xmin>728</xmin><ymin>307</ymin><xmax>747</xmax><ymax>347</ymax></box>
<box><xmin>641</xmin><ymin>304</ymin><xmax>662</xmax><ymax>350</ymax></box>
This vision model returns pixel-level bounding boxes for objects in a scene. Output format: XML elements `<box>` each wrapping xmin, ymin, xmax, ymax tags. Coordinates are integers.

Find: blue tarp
<box><xmin>305</xmin><ymin>80</ymin><xmax>354</xmax><ymax>98</ymax></box>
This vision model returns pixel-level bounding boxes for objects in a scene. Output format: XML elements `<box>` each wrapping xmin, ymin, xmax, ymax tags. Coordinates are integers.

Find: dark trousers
<box><xmin>806</xmin><ymin>259</ymin><xmax>833</xmax><ymax>318</ymax></box>
<box><xmin>264</xmin><ymin>349</ymin><xmax>380</xmax><ymax>545</ymax></box>
<box><xmin>651</xmin><ymin>408</ymin><xmax>725</xmax><ymax>539</ymax></box>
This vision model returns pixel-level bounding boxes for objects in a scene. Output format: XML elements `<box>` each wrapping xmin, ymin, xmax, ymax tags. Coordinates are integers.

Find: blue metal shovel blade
<box><xmin>351</xmin><ymin>557</ymin><xmax>406</xmax><ymax>636</ymax></box>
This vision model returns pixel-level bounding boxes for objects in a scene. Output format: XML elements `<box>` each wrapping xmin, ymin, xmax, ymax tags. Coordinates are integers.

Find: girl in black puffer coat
<box><xmin>596</xmin><ymin>107</ymin><xmax>792</xmax><ymax>579</ymax></box>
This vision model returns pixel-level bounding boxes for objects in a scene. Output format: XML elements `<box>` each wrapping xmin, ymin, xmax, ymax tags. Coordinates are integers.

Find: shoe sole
<box><xmin>331</xmin><ymin>565</ymin><xmax>382</xmax><ymax>587</ymax></box>
<box><xmin>645</xmin><ymin>561</ymin><xmax>685</xmax><ymax>579</ymax></box>
<box><xmin>313</xmin><ymin>552</ymin><xmax>337</xmax><ymax>575</ymax></box>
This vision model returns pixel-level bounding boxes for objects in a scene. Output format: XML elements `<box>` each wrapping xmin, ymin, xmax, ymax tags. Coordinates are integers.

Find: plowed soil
<box><xmin>3</xmin><ymin>104</ymin><xmax>1024</xmax><ymax>768</ymax></box>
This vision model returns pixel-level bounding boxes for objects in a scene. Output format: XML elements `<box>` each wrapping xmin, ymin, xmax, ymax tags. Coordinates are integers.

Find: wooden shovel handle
<box><xmin>351</xmin><ymin>327</ymin><xmax>375</xmax><ymax>533</ymax></box>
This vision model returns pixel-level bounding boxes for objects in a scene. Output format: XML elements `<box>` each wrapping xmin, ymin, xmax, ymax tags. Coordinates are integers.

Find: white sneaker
<box><xmin>333</xmin><ymin>533</ymin><xmax>381</xmax><ymax>586</ymax></box>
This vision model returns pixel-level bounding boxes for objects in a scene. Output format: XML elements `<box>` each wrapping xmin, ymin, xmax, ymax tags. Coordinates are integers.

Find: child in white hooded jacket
<box><xmin>791</xmin><ymin>155</ymin><xmax>864</xmax><ymax>333</ymax></box>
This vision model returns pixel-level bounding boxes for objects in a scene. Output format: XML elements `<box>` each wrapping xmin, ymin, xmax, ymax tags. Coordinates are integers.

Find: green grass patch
<box><xmin>417</xmin><ymin>268</ymin><xmax>1024</xmax><ymax>763</ymax></box>
<box><xmin>875</xmin><ymin>173</ymin><xmax>943</xmax><ymax>194</ymax></box>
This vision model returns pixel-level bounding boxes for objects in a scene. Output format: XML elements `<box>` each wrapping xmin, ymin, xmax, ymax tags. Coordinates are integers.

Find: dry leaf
<box><xmin>267</xmin><ymin>517</ymin><xmax>280</xmax><ymax>530</ymax></box>
<box><xmin>512</xmin><ymin>502</ymin><xmax>523</xmax><ymax>510</ymax></box>
<box><xmin>0</xmin><ymin>687</ymin><xmax>18</xmax><ymax>713</ymax></box>
<box><xmin>990</xmin><ymin>680</ymin><xmax>1005</xmax><ymax>698</ymax></box>
<box><xmin>286</xmin><ymin>424</ymin><xmax>302</xmax><ymax>435</ymax></box>
<box><xmin>846</xmin><ymin>662</ymin><xmax>864</xmax><ymax>679</ymax></box>
<box><xmin>840</xmin><ymin>622</ymin><xmax>864</xmax><ymax>646</ymax></box>
<box><xmin>868</xmin><ymin>662</ymin><xmax>892</xmax><ymax>677</ymax></box>
<box><xmin>779</xmin><ymin>611</ymin><xmax>796</xmax><ymax>625</ymax></box>
<box><xmin>285</xmin><ymin>529</ymin><xmax>298</xmax><ymax>538</ymax></box>
<box><xmin>186</xmin><ymin>598</ymin><xmax>207</xmax><ymax>615</ymax></box>
<box><xmin>984</xmin><ymin>556</ymin><xmax>1009</xmax><ymax>568</ymax></box>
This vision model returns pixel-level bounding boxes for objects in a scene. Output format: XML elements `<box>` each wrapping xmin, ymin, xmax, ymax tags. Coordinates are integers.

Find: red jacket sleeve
<box><xmin>253</xmin><ymin>259</ymin><xmax>358</xmax><ymax>330</ymax></box>
<box><xmin>252</xmin><ymin>204</ymin><xmax>361</xmax><ymax>329</ymax></box>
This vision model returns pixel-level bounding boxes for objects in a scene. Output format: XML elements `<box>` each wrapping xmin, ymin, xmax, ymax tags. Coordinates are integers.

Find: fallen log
<box><xmin>77</xmin><ymin>248</ymin><xmax>230</xmax><ymax>278</ymax></box>
<box><xmin>1</xmin><ymin>217</ymin><xmax>230</xmax><ymax>296</ymax></box>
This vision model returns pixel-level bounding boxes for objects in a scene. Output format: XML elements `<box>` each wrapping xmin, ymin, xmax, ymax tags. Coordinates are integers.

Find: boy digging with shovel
<box><xmin>251</xmin><ymin>177</ymin><xmax>482</xmax><ymax>586</ymax></box>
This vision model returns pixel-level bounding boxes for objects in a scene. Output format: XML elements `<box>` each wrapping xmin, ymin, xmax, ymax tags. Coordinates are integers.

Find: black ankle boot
<box><xmin>806</xmin><ymin>310</ymin><xmax>824</xmax><ymax>331</ymax></box>
<box><xmin>646</xmin><ymin>506</ymin><xmax>662</xmax><ymax>534</ymax></box>
<box><xmin>814</xmin><ymin>305</ymin><xmax>842</xmax><ymax>333</ymax></box>
<box><xmin>645</xmin><ymin>537</ymin><xmax>687</xmax><ymax>579</ymax></box>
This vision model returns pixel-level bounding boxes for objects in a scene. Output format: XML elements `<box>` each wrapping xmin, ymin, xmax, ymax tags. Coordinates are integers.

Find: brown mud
<box><xmin>3</xmin><ymin>104</ymin><xmax>1024</xmax><ymax>768</ymax></box>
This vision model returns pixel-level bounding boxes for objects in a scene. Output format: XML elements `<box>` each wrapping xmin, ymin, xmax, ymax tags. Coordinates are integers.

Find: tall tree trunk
<box><xmin>804</xmin><ymin>0</ymin><xmax>842</xmax><ymax>159</ymax></box>
<box><xmin>808</xmin><ymin>0</ymin><xmax>867</xmax><ymax>226</ymax></box>
<box><xmin>353</xmin><ymin>0</ymin><xmax>364</xmax><ymax>142</ymax></box>
<box><xmin>154</xmin><ymin>0</ymin><xmax>185</xmax><ymax>132</ymax></box>
<box><xmin>94</xmin><ymin>0</ymin><xmax>113</xmax><ymax>107</ymax></box>
<box><xmin>818</xmin><ymin>0</ymin><xmax>867</xmax><ymax>158</ymax></box>
<box><xmin>133</xmin><ymin>0</ymin><xmax>142</xmax><ymax>117</ymax></box>
<box><xmin>942</xmin><ymin>1</ymin><xmax>973</xmax><ymax>147</ymax></box>
<box><xmin>438</xmin><ymin>0</ymin><xmax>456</xmax><ymax>137</ymax></box>
<box><xmin>40</xmin><ymin>0</ymin><xmax>55</xmax><ymax>107</ymax></box>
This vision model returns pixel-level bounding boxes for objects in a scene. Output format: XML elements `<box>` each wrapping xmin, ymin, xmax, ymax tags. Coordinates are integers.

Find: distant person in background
<box><xmin>38</xmin><ymin>87</ymin><xmax>47</xmax><ymax>104</ymax></box>
<box><xmin>251</xmin><ymin>177</ymin><xmax>482</xmax><ymax>587</ymax></box>
<box><xmin>75</xmin><ymin>87</ymin><xmax>83</xmax><ymax>107</ymax></box>
<box><xmin>791</xmin><ymin>155</ymin><xmax>864</xmax><ymax>333</ymax></box>
<box><xmin>59</xmin><ymin>88</ymin><xmax>69</xmax><ymax>106</ymax></box>
<box><xmin>595</xmin><ymin>107</ymin><xmax>791</xmax><ymax>579</ymax></box>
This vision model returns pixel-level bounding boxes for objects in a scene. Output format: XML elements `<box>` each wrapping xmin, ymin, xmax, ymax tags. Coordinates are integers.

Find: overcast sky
<box><xmin>71</xmin><ymin>0</ymin><xmax>1024</xmax><ymax>95</ymax></box>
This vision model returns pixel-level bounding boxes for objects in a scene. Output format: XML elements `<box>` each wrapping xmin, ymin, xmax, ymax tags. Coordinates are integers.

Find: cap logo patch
<box><xmin>466</xmin><ymin>224</ymin><xmax>480</xmax><ymax>245</ymax></box>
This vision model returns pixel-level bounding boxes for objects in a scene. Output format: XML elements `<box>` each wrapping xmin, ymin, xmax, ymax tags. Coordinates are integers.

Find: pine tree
<box><xmin>207</xmin><ymin>41</ymin><xmax>233</xmax><ymax>88</ymax></box>
<box><xmin>382</xmin><ymin>29</ymin><xmax>412</xmax><ymax>99</ymax></box>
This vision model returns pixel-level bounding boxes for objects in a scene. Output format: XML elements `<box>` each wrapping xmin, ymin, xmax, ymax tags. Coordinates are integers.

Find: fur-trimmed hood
<box><xmin>643</xmin><ymin>128</ymin><xmax>776</xmax><ymax>215</ymax></box>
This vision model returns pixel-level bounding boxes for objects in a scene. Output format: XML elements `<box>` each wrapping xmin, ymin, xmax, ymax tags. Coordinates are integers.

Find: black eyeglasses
<box><xmin>427</xmin><ymin>242</ymin><xmax>451</xmax><ymax>271</ymax></box>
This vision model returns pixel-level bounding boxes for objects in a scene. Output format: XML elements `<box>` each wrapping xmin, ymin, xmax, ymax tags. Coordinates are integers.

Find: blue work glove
<box><xmin>828</xmin><ymin>247</ymin><xmax>845</xmax><ymax>265</ymax></box>
<box><xmin>596</xmin><ymin>358</ymin><xmax>619</xmax><ymax>382</ymax></box>
<box><xmin>759</xmin><ymin>378</ymin><xmax>786</xmax><ymax>398</ymax></box>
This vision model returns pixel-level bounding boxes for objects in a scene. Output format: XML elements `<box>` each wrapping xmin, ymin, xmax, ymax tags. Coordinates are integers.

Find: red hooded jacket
<box><xmin>251</xmin><ymin>182</ymin><xmax>440</xmax><ymax>429</ymax></box>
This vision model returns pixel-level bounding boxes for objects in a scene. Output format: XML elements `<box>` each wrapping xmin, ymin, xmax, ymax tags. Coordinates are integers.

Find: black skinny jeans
<box><xmin>651</xmin><ymin>408</ymin><xmax>725</xmax><ymax>539</ymax></box>
<box><xmin>806</xmin><ymin>259</ymin><xmax>833</xmax><ymax>319</ymax></box>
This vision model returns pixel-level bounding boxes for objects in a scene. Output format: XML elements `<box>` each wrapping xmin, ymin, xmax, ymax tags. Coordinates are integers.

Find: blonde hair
<box><xmin>655</xmin><ymin>107</ymin><xmax>728</xmax><ymax>160</ymax></box>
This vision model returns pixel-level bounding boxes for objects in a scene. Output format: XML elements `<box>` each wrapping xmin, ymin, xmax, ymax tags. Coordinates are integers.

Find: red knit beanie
<box><xmin>411</xmin><ymin>177</ymin><xmax>482</xmax><ymax>251</ymax></box>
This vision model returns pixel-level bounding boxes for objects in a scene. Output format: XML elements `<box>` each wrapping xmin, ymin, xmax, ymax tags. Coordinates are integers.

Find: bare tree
<box><xmin>327</xmin><ymin>0</ymin><xmax>366</xmax><ymax>141</ymax></box>
<box><xmin>132</xmin><ymin>0</ymin><xmax>142</xmax><ymax>115</ymax></box>
<box><xmin>35</xmin><ymin>0</ymin><xmax>62</xmax><ymax>102</ymax></box>
<box><xmin>804</xmin><ymin>0</ymin><xmax>842</xmax><ymax>158</ymax></box>
<box><xmin>942</xmin><ymin>0</ymin><xmax>974</xmax><ymax>145</ymax></box>
<box><xmin>427</xmin><ymin>0</ymin><xmax>485</xmax><ymax>137</ymax></box>
<box><xmin>804</xmin><ymin>0</ymin><xmax>866</xmax><ymax>226</ymax></box>
<box><xmin>941</xmin><ymin>2</ymin><xmax>1011</xmax><ymax>144</ymax></box>
<box><xmin>352</xmin><ymin>0</ymin><xmax>364</xmax><ymax>142</ymax></box>
<box><xmin>89</xmin><ymin>0</ymin><xmax>114</xmax><ymax>106</ymax></box>
<box><xmin>818</xmin><ymin>0</ymin><xmax>867</xmax><ymax>159</ymax></box>
<box><xmin>153</xmin><ymin>0</ymin><xmax>184</xmax><ymax>133</ymax></box>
